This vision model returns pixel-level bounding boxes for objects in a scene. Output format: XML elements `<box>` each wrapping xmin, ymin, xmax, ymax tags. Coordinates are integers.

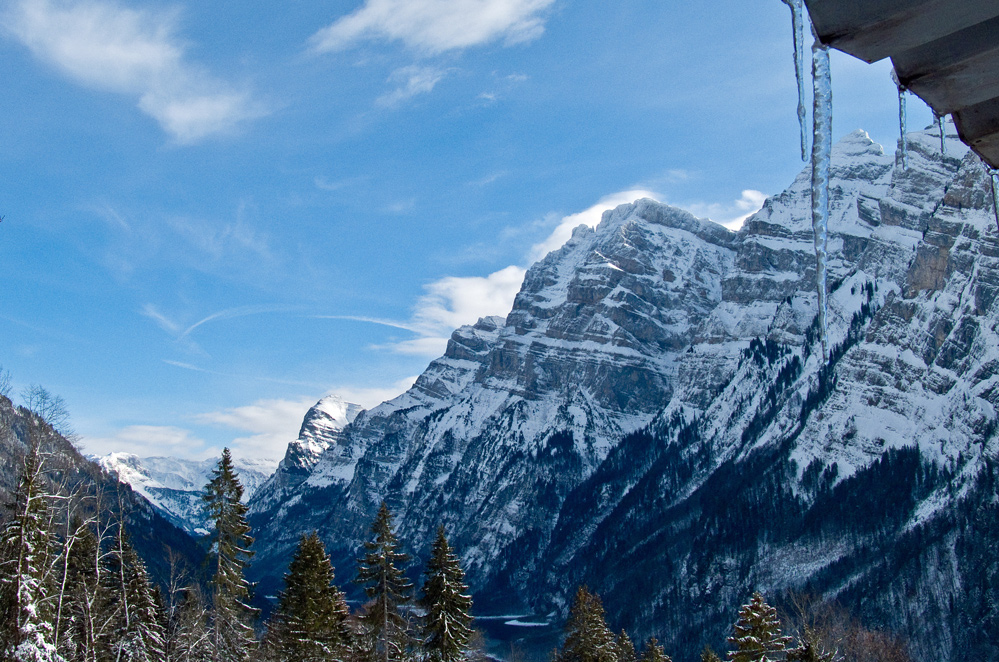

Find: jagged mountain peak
<box><xmin>247</xmin><ymin>393</ymin><xmax>363</xmax><ymax>518</ymax></box>
<box><xmin>249</xmin><ymin>126</ymin><xmax>998</xmax><ymax>662</ymax></box>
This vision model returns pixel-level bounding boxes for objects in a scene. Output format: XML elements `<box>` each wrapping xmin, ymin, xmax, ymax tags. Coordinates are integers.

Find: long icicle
<box><xmin>782</xmin><ymin>0</ymin><xmax>808</xmax><ymax>160</ymax></box>
<box><xmin>811</xmin><ymin>25</ymin><xmax>832</xmax><ymax>362</ymax></box>
<box><xmin>934</xmin><ymin>110</ymin><xmax>947</xmax><ymax>156</ymax></box>
<box><xmin>891</xmin><ymin>69</ymin><xmax>908</xmax><ymax>169</ymax></box>
<box><xmin>990</xmin><ymin>166</ymin><xmax>999</xmax><ymax>234</ymax></box>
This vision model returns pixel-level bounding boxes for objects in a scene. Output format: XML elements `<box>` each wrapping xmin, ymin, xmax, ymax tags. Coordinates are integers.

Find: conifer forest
<box><xmin>1</xmin><ymin>398</ymin><xmax>915</xmax><ymax>662</ymax></box>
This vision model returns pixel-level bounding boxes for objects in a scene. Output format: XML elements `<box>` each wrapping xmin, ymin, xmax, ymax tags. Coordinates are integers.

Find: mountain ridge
<box><xmin>248</xmin><ymin>125</ymin><xmax>998</xmax><ymax>662</ymax></box>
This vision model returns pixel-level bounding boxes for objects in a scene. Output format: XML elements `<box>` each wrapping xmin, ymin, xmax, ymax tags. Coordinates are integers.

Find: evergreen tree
<box><xmin>0</xmin><ymin>431</ymin><xmax>63</xmax><ymax>662</ymax></box>
<box><xmin>269</xmin><ymin>531</ymin><xmax>350</xmax><ymax>662</ymax></box>
<box><xmin>419</xmin><ymin>526</ymin><xmax>472</xmax><ymax>662</ymax></box>
<box><xmin>701</xmin><ymin>646</ymin><xmax>722</xmax><ymax>662</ymax></box>
<box><xmin>727</xmin><ymin>593</ymin><xmax>792</xmax><ymax>662</ymax></box>
<box><xmin>614</xmin><ymin>632</ymin><xmax>637</xmax><ymax>662</ymax></box>
<box><xmin>106</xmin><ymin>530</ymin><xmax>166</xmax><ymax>662</ymax></box>
<box><xmin>638</xmin><ymin>638</ymin><xmax>670</xmax><ymax>662</ymax></box>
<box><xmin>555</xmin><ymin>586</ymin><xmax>617</xmax><ymax>662</ymax></box>
<box><xmin>355</xmin><ymin>503</ymin><xmax>413</xmax><ymax>662</ymax></box>
<box><xmin>203</xmin><ymin>448</ymin><xmax>258</xmax><ymax>662</ymax></box>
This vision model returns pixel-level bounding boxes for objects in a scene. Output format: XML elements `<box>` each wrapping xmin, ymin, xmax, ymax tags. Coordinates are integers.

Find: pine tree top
<box><xmin>558</xmin><ymin>586</ymin><xmax>617</xmax><ymax>662</ymax></box>
<box><xmin>639</xmin><ymin>638</ymin><xmax>672</xmax><ymax>662</ymax></box>
<box><xmin>727</xmin><ymin>593</ymin><xmax>792</xmax><ymax>662</ymax></box>
<box><xmin>356</xmin><ymin>503</ymin><xmax>412</xmax><ymax>601</ymax></box>
<box><xmin>420</xmin><ymin>525</ymin><xmax>473</xmax><ymax>662</ymax></box>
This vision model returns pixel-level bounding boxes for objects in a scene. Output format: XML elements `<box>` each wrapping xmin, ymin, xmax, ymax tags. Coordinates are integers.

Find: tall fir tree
<box><xmin>555</xmin><ymin>586</ymin><xmax>618</xmax><ymax>662</ymax></box>
<box><xmin>726</xmin><ymin>593</ymin><xmax>792</xmax><ymax>662</ymax></box>
<box><xmin>0</xmin><ymin>426</ymin><xmax>63</xmax><ymax>662</ymax></box>
<box><xmin>419</xmin><ymin>526</ymin><xmax>472</xmax><ymax>662</ymax></box>
<box><xmin>355</xmin><ymin>503</ymin><xmax>413</xmax><ymax>662</ymax></box>
<box><xmin>269</xmin><ymin>531</ymin><xmax>350</xmax><ymax>662</ymax></box>
<box><xmin>203</xmin><ymin>448</ymin><xmax>258</xmax><ymax>662</ymax></box>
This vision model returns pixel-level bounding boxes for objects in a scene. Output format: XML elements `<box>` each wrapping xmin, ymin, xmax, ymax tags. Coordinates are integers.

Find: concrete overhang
<box><xmin>803</xmin><ymin>0</ymin><xmax>999</xmax><ymax>168</ymax></box>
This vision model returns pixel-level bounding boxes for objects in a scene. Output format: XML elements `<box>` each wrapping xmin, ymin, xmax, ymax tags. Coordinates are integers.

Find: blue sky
<box><xmin>0</xmin><ymin>0</ymin><xmax>932</xmax><ymax>464</ymax></box>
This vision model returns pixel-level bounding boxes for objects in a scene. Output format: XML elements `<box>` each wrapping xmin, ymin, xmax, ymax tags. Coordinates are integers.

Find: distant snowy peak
<box><xmin>248</xmin><ymin>394</ymin><xmax>364</xmax><ymax>514</ymax></box>
<box><xmin>95</xmin><ymin>451</ymin><xmax>273</xmax><ymax>535</ymax></box>
<box><xmin>296</xmin><ymin>394</ymin><xmax>363</xmax><ymax>456</ymax></box>
<box><xmin>285</xmin><ymin>394</ymin><xmax>363</xmax><ymax>468</ymax></box>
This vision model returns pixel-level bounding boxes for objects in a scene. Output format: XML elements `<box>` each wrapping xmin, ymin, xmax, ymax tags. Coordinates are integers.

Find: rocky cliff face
<box><xmin>250</xmin><ymin>395</ymin><xmax>362</xmax><ymax>515</ymax></box>
<box><xmin>249</xmin><ymin>126</ymin><xmax>999</xmax><ymax>662</ymax></box>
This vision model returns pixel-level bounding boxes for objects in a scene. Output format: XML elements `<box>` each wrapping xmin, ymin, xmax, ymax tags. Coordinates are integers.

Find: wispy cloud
<box><xmin>683</xmin><ymin>189</ymin><xmax>767</xmax><ymax>230</ymax></box>
<box><xmin>142</xmin><ymin>303</ymin><xmax>301</xmax><ymax>354</ymax></box>
<box><xmin>314</xmin><ymin>175</ymin><xmax>367</xmax><ymax>192</ymax></box>
<box><xmin>309</xmin><ymin>0</ymin><xmax>556</xmax><ymax>55</ymax></box>
<box><xmin>195</xmin><ymin>397</ymin><xmax>317</xmax><ymax>462</ymax></box>
<box><xmin>81</xmin><ymin>424</ymin><xmax>209</xmax><ymax>458</ymax></box>
<box><xmin>322</xmin><ymin>266</ymin><xmax>526</xmax><ymax>358</ymax></box>
<box><xmin>3</xmin><ymin>0</ymin><xmax>266</xmax><ymax>143</ymax></box>
<box><xmin>311</xmin><ymin>315</ymin><xmax>422</xmax><ymax>334</ymax></box>
<box><xmin>329</xmin><ymin>376</ymin><xmax>418</xmax><ymax>409</ymax></box>
<box><xmin>529</xmin><ymin>189</ymin><xmax>660</xmax><ymax>263</ymax></box>
<box><xmin>376</xmin><ymin>65</ymin><xmax>447</xmax><ymax>107</ymax></box>
<box><xmin>165</xmin><ymin>208</ymin><xmax>273</xmax><ymax>262</ymax></box>
<box><xmin>468</xmin><ymin>171</ymin><xmax>507</xmax><ymax>187</ymax></box>
<box><xmin>412</xmin><ymin>265</ymin><xmax>525</xmax><ymax>335</ymax></box>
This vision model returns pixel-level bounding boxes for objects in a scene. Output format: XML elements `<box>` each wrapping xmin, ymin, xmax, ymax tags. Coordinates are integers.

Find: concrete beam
<box><xmin>804</xmin><ymin>0</ymin><xmax>999</xmax><ymax>63</ymax></box>
<box><xmin>893</xmin><ymin>15</ymin><xmax>999</xmax><ymax>113</ymax></box>
<box><xmin>954</xmin><ymin>97</ymin><xmax>999</xmax><ymax>168</ymax></box>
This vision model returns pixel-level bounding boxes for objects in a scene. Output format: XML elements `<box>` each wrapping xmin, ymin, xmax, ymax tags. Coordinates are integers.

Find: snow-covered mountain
<box><xmin>248</xmin><ymin>126</ymin><xmax>999</xmax><ymax>662</ymax></box>
<box><xmin>250</xmin><ymin>394</ymin><xmax>363</xmax><ymax>514</ymax></box>
<box><xmin>0</xmin><ymin>395</ymin><xmax>203</xmax><ymax>589</ymax></box>
<box><xmin>95</xmin><ymin>452</ymin><xmax>274</xmax><ymax>535</ymax></box>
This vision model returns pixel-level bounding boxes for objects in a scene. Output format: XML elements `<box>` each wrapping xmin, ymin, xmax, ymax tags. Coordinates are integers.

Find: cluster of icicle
<box><xmin>780</xmin><ymin>0</ymin><xmax>831</xmax><ymax>361</ymax></box>
<box><xmin>779</xmin><ymin>1</ymin><xmax>963</xmax><ymax>361</ymax></box>
<box><xmin>990</xmin><ymin>166</ymin><xmax>999</xmax><ymax>233</ymax></box>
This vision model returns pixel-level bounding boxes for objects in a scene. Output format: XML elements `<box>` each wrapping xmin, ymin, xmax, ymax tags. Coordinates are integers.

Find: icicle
<box><xmin>989</xmin><ymin>166</ymin><xmax>999</xmax><ymax>234</ymax></box>
<box><xmin>891</xmin><ymin>69</ymin><xmax>908</xmax><ymax>169</ymax></box>
<box><xmin>811</xmin><ymin>26</ymin><xmax>832</xmax><ymax>362</ymax></box>
<box><xmin>933</xmin><ymin>110</ymin><xmax>947</xmax><ymax>156</ymax></box>
<box><xmin>781</xmin><ymin>0</ymin><xmax>808</xmax><ymax>160</ymax></box>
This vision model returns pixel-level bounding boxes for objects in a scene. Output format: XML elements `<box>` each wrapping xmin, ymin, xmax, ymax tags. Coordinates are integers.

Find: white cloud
<box><xmin>309</xmin><ymin>0</ymin><xmax>556</xmax><ymax>54</ymax></box>
<box><xmin>684</xmin><ymin>189</ymin><xmax>767</xmax><ymax>231</ymax></box>
<box><xmin>366</xmin><ymin>193</ymin><xmax>666</xmax><ymax>358</ymax></box>
<box><xmin>529</xmin><ymin>189</ymin><xmax>660</xmax><ymax>262</ymax></box>
<box><xmin>413</xmin><ymin>264</ymin><xmax>526</xmax><ymax>333</ymax></box>
<box><xmin>373</xmin><ymin>336</ymin><xmax>451</xmax><ymax>356</ymax></box>
<box><xmin>3</xmin><ymin>0</ymin><xmax>266</xmax><ymax>142</ymax></box>
<box><xmin>191</xmin><ymin>382</ymin><xmax>421</xmax><ymax>458</ymax></box>
<box><xmin>330</xmin><ymin>376</ymin><xmax>419</xmax><ymax>409</ymax></box>
<box><xmin>195</xmin><ymin>397</ymin><xmax>317</xmax><ymax>462</ymax></box>
<box><xmin>80</xmin><ymin>424</ymin><xmax>209</xmax><ymax>458</ymax></box>
<box><xmin>376</xmin><ymin>65</ymin><xmax>446</xmax><ymax>107</ymax></box>
<box><xmin>362</xmin><ymin>265</ymin><xmax>526</xmax><ymax>357</ymax></box>
<box><xmin>351</xmin><ymin>189</ymin><xmax>759</xmax><ymax>361</ymax></box>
